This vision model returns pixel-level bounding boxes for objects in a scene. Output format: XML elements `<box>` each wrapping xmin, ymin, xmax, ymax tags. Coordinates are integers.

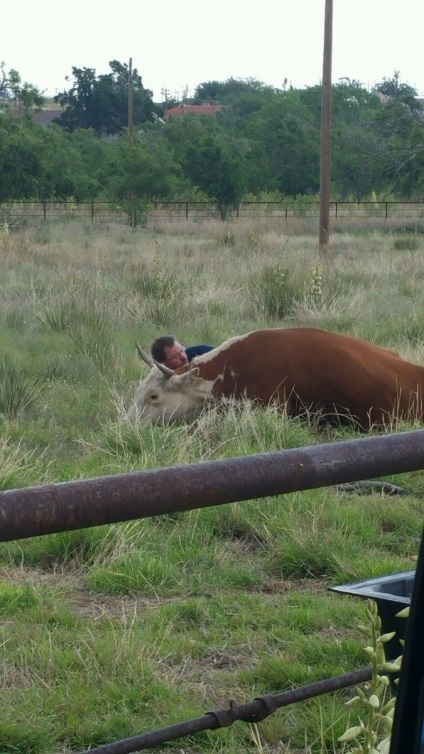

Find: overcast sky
<box><xmin>3</xmin><ymin>1</ymin><xmax>424</xmax><ymax>100</ymax></box>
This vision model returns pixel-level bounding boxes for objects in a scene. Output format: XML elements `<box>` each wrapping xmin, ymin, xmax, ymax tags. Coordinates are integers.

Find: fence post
<box><xmin>385</xmin><ymin>203</ymin><xmax>388</xmax><ymax>219</ymax></box>
<box><xmin>43</xmin><ymin>201</ymin><xmax>47</xmax><ymax>220</ymax></box>
<box><xmin>185</xmin><ymin>202</ymin><xmax>189</xmax><ymax>221</ymax></box>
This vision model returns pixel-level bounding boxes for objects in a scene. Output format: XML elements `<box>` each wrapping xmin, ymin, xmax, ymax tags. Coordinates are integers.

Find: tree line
<box><xmin>1</xmin><ymin>61</ymin><xmax>423</xmax><ymax>220</ymax></box>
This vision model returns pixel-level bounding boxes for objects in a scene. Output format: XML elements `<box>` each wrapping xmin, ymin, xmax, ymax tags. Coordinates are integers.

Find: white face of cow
<box><xmin>124</xmin><ymin>367</ymin><xmax>216</xmax><ymax>424</ymax></box>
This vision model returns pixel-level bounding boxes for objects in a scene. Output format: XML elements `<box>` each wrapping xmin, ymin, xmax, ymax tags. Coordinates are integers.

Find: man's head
<box><xmin>151</xmin><ymin>336</ymin><xmax>189</xmax><ymax>369</ymax></box>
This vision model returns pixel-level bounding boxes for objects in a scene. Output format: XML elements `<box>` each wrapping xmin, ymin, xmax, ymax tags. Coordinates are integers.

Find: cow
<box><xmin>123</xmin><ymin>327</ymin><xmax>424</xmax><ymax>430</ymax></box>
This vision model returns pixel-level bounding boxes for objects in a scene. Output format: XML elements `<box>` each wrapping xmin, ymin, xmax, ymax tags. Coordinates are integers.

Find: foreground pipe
<box><xmin>77</xmin><ymin>666</ymin><xmax>373</xmax><ymax>754</ymax></box>
<box><xmin>1</xmin><ymin>430</ymin><xmax>424</xmax><ymax>542</ymax></box>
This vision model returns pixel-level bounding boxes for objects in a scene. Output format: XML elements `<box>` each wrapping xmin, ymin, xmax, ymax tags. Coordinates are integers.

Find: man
<box><xmin>151</xmin><ymin>335</ymin><xmax>213</xmax><ymax>369</ymax></box>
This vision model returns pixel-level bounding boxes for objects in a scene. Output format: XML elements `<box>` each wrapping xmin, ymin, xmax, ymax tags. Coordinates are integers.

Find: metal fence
<box><xmin>2</xmin><ymin>430</ymin><xmax>423</xmax><ymax>752</ymax></box>
<box><xmin>1</xmin><ymin>199</ymin><xmax>424</xmax><ymax>224</ymax></box>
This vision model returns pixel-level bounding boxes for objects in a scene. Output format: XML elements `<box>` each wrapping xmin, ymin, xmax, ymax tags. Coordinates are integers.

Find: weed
<box><xmin>0</xmin><ymin>358</ymin><xmax>46</xmax><ymax>418</ymax></box>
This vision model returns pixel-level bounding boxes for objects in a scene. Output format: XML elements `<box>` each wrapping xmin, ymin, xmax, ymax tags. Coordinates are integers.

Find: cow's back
<box><xmin>192</xmin><ymin>327</ymin><xmax>424</xmax><ymax>427</ymax></box>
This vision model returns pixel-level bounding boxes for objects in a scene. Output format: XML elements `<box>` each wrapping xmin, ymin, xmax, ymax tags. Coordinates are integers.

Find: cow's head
<box><xmin>124</xmin><ymin>343</ymin><xmax>215</xmax><ymax>424</ymax></box>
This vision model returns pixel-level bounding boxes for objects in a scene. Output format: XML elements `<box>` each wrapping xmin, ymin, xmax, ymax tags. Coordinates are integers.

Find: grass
<box><xmin>0</xmin><ymin>216</ymin><xmax>423</xmax><ymax>753</ymax></box>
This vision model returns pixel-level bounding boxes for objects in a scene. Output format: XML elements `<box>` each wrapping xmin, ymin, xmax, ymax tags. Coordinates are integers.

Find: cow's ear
<box><xmin>188</xmin><ymin>367</ymin><xmax>200</xmax><ymax>379</ymax></box>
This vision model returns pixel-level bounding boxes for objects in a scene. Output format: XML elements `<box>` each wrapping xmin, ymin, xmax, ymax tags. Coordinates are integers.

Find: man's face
<box><xmin>163</xmin><ymin>341</ymin><xmax>189</xmax><ymax>369</ymax></box>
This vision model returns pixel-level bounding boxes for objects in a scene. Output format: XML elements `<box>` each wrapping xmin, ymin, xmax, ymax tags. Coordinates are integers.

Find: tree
<box><xmin>0</xmin><ymin>110</ymin><xmax>107</xmax><ymax>202</ymax></box>
<box><xmin>54</xmin><ymin>61</ymin><xmax>156</xmax><ymax>136</ymax></box>
<box><xmin>68</xmin><ymin>129</ymin><xmax>112</xmax><ymax>199</ymax></box>
<box><xmin>374</xmin><ymin>71</ymin><xmax>418</xmax><ymax>109</ymax></box>
<box><xmin>105</xmin><ymin>132</ymin><xmax>184</xmax><ymax>225</ymax></box>
<box><xmin>329</xmin><ymin>83</ymin><xmax>386</xmax><ymax>200</ymax></box>
<box><xmin>242</xmin><ymin>91</ymin><xmax>320</xmax><ymax>196</ymax></box>
<box><xmin>373</xmin><ymin>99</ymin><xmax>424</xmax><ymax>199</ymax></box>
<box><xmin>193</xmin><ymin>77</ymin><xmax>276</xmax><ymax>103</ymax></box>
<box><xmin>0</xmin><ymin>113</ymin><xmax>41</xmax><ymax>200</ymax></box>
<box><xmin>164</xmin><ymin>116</ymin><xmax>248</xmax><ymax>219</ymax></box>
<box><xmin>0</xmin><ymin>62</ymin><xmax>45</xmax><ymax>111</ymax></box>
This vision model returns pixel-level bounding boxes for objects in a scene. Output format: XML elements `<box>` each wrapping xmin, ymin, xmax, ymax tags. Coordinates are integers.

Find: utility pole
<box><xmin>319</xmin><ymin>0</ymin><xmax>333</xmax><ymax>254</ymax></box>
<box><xmin>128</xmin><ymin>58</ymin><xmax>135</xmax><ymax>226</ymax></box>
<box><xmin>128</xmin><ymin>57</ymin><xmax>134</xmax><ymax>147</ymax></box>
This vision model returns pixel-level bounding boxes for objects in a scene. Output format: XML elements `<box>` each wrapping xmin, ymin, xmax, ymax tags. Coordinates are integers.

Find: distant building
<box><xmin>5</xmin><ymin>101</ymin><xmax>62</xmax><ymax>125</ymax></box>
<box><xmin>164</xmin><ymin>104</ymin><xmax>222</xmax><ymax>120</ymax></box>
<box><xmin>31</xmin><ymin>109</ymin><xmax>61</xmax><ymax>125</ymax></box>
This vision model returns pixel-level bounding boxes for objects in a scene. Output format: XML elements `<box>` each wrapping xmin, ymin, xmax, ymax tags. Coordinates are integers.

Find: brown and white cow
<box><xmin>124</xmin><ymin>327</ymin><xmax>424</xmax><ymax>429</ymax></box>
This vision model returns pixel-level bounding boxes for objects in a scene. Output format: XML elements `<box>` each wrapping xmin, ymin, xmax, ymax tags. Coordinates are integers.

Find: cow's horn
<box><xmin>136</xmin><ymin>342</ymin><xmax>174</xmax><ymax>377</ymax></box>
<box><xmin>153</xmin><ymin>359</ymin><xmax>175</xmax><ymax>377</ymax></box>
<box><xmin>136</xmin><ymin>342</ymin><xmax>155</xmax><ymax>368</ymax></box>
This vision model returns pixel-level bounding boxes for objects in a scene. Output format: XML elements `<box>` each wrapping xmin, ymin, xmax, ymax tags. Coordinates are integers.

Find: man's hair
<box><xmin>151</xmin><ymin>335</ymin><xmax>176</xmax><ymax>363</ymax></box>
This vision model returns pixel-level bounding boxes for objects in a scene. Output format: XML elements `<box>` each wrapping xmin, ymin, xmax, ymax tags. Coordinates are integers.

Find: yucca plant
<box><xmin>0</xmin><ymin>358</ymin><xmax>46</xmax><ymax>418</ymax></box>
<box><xmin>5</xmin><ymin>308</ymin><xmax>26</xmax><ymax>331</ymax></box>
<box><xmin>37</xmin><ymin>300</ymin><xmax>79</xmax><ymax>332</ymax></box>
<box><xmin>67</xmin><ymin>319</ymin><xmax>116</xmax><ymax>373</ymax></box>
<box><xmin>339</xmin><ymin>600</ymin><xmax>401</xmax><ymax>754</ymax></box>
<box><xmin>309</xmin><ymin>262</ymin><xmax>323</xmax><ymax>309</ymax></box>
<box><xmin>130</xmin><ymin>242</ymin><xmax>185</xmax><ymax>326</ymax></box>
<box><xmin>249</xmin><ymin>256</ymin><xmax>300</xmax><ymax>318</ymax></box>
<box><xmin>1</xmin><ymin>221</ymin><xmax>12</xmax><ymax>252</ymax></box>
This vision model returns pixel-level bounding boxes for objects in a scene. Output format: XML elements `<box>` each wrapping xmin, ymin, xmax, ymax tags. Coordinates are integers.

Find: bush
<box><xmin>393</xmin><ymin>236</ymin><xmax>419</xmax><ymax>251</ymax></box>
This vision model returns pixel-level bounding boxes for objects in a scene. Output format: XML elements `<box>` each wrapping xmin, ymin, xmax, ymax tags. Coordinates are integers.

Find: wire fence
<box><xmin>1</xmin><ymin>200</ymin><xmax>424</xmax><ymax>226</ymax></box>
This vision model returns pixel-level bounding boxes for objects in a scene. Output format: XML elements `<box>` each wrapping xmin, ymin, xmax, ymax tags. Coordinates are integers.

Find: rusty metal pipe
<box><xmin>77</xmin><ymin>665</ymin><xmax>373</xmax><ymax>754</ymax></box>
<box><xmin>1</xmin><ymin>430</ymin><xmax>424</xmax><ymax>542</ymax></box>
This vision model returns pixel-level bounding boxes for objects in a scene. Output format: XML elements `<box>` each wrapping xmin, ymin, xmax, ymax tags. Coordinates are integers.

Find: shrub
<box><xmin>393</xmin><ymin>236</ymin><xmax>419</xmax><ymax>251</ymax></box>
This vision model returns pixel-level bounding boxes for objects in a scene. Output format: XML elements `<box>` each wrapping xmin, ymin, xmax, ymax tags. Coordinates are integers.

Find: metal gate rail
<box><xmin>77</xmin><ymin>666</ymin><xmax>373</xmax><ymax>754</ymax></box>
<box><xmin>1</xmin><ymin>430</ymin><xmax>424</xmax><ymax>542</ymax></box>
<box><xmin>2</xmin><ymin>430</ymin><xmax>423</xmax><ymax>752</ymax></box>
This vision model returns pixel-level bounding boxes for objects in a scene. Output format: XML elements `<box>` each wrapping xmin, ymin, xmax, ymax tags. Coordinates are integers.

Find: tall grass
<box><xmin>0</xmin><ymin>217</ymin><xmax>423</xmax><ymax>753</ymax></box>
<box><xmin>0</xmin><ymin>358</ymin><xmax>46</xmax><ymax>418</ymax></box>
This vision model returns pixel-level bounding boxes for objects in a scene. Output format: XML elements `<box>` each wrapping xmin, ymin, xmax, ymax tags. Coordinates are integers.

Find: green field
<box><xmin>0</xmin><ymin>217</ymin><xmax>423</xmax><ymax>753</ymax></box>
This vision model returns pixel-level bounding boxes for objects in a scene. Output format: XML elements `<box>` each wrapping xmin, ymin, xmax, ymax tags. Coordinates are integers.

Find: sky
<box><xmin>3</xmin><ymin>0</ymin><xmax>424</xmax><ymax>101</ymax></box>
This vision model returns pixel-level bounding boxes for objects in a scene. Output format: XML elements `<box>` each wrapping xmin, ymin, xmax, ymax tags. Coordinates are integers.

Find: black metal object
<box><xmin>1</xmin><ymin>430</ymin><xmax>424</xmax><ymax>543</ymax></box>
<box><xmin>76</xmin><ymin>666</ymin><xmax>373</xmax><ymax>754</ymax></box>
<box><xmin>390</xmin><ymin>529</ymin><xmax>424</xmax><ymax>753</ymax></box>
<box><xmin>330</xmin><ymin>571</ymin><xmax>414</xmax><ymax>661</ymax></box>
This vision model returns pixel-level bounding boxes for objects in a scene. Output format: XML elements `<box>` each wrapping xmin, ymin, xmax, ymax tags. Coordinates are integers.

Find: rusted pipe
<box><xmin>76</xmin><ymin>666</ymin><xmax>373</xmax><ymax>754</ymax></box>
<box><xmin>1</xmin><ymin>430</ymin><xmax>424</xmax><ymax>542</ymax></box>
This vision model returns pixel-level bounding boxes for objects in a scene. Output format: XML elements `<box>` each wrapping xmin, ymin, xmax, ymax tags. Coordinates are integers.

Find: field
<box><xmin>1</xmin><ymin>216</ymin><xmax>424</xmax><ymax>754</ymax></box>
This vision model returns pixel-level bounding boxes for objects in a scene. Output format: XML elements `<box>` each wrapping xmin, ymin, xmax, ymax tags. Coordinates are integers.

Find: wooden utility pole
<box><xmin>128</xmin><ymin>57</ymin><xmax>134</xmax><ymax>147</ymax></box>
<box><xmin>319</xmin><ymin>0</ymin><xmax>333</xmax><ymax>254</ymax></box>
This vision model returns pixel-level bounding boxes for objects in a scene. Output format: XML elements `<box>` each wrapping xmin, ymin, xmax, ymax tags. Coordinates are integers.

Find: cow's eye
<box><xmin>148</xmin><ymin>392</ymin><xmax>160</xmax><ymax>404</ymax></box>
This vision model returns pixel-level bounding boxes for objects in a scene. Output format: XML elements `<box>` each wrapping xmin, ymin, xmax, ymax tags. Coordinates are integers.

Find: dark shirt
<box><xmin>186</xmin><ymin>345</ymin><xmax>214</xmax><ymax>361</ymax></box>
